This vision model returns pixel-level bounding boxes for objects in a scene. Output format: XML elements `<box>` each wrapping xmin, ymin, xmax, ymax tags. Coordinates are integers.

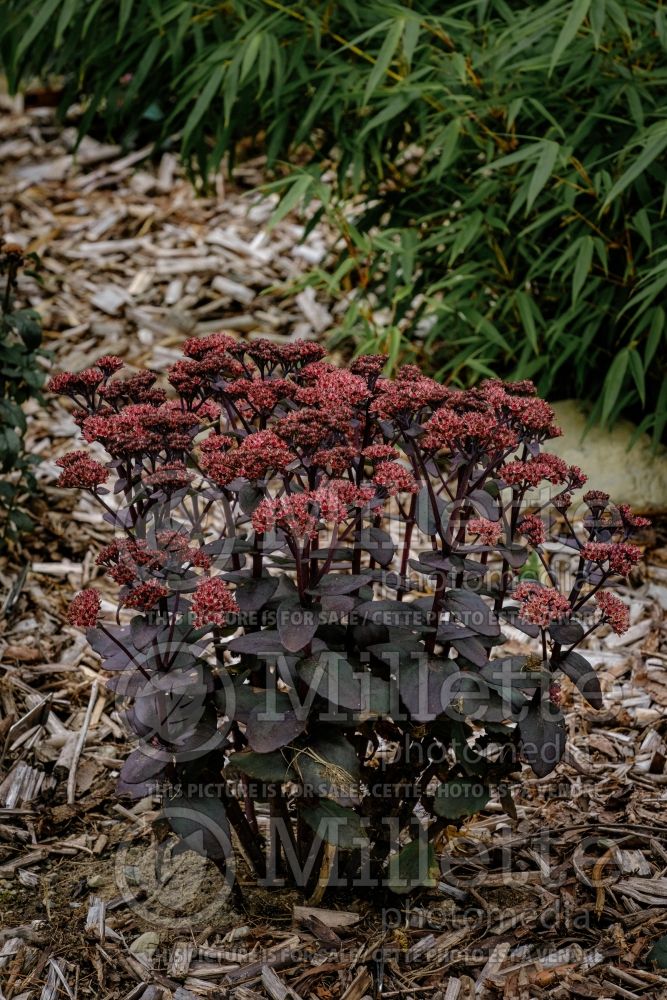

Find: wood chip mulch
<box><xmin>1</xmin><ymin>100</ymin><xmax>667</xmax><ymax>1000</ymax></box>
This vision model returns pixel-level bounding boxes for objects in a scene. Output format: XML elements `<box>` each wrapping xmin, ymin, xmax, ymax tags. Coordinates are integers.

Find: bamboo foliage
<box><xmin>2</xmin><ymin>0</ymin><xmax>666</xmax><ymax>438</ymax></box>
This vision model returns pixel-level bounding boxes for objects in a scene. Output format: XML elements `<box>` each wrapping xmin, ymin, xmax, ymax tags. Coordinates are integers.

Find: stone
<box><xmin>548</xmin><ymin>399</ymin><xmax>667</xmax><ymax>511</ymax></box>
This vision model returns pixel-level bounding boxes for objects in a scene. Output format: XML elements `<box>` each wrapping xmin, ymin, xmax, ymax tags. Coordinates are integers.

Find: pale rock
<box><xmin>548</xmin><ymin>400</ymin><xmax>667</xmax><ymax>511</ymax></box>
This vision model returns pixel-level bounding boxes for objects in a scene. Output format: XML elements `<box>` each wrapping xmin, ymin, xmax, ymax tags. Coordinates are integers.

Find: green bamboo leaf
<box><xmin>526</xmin><ymin>141</ymin><xmax>559</xmax><ymax>212</ymax></box>
<box><xmin>590</xmin><ymin>0</ymin><xmax>607</xmax><ymax>47</ymax></box>
<box><xmin>16</xmin><ymin>0</ymin><xmax>62</xmax><ymax>58</ymax></box>
<box><xmin>449</xmin><ymin>211</ymin><xmax>483</xmax><ymax>265</ymax></box>
<box><xmin>603</xmin><ymin>131</ymin><xmax>667</xmax><ymax>208</ymax></box>
<box><xmin>430</xmin><ymin>119</ymin><xmax>461</xmax><ymax>179</ymax></box>
<box><xmin>259</xmin><ymin>34</ymin><xmax>277</xmax><ymax>95</ymax></box>
<box><xmin>359</xmin><ymin>94</ymin><xmax>412</xmax><ymax>137</ymax></box>
<box><xmin>363</xmin><ymin>19</ymin><xmax>404</xmax><ymax>103</ymax></box>
<box><xmin>482</xmin><ymin>142</ymin><xmax>542</xmax><ymax>173</ymax></box>
<box><xmin>515</xmin><ymin>291</ymin><xmax>539</xmax><ymax>354</ymax></box>
<box><xmin>124</xmin><ymin>34</ymin><xmax>161</xmax><ymax>105</ymax></box>
<box><xmin>549</xmin><ymin>0</ymin><xmax>592</xmax><ymax>75</ymax></box>
<box><xmin>118</xmin><ymin>0</ymin><xmax>135</xmax><ymax>39</ymax></box>
<box><xmin>81</xmin><ymin>0</ymin><xmax>106</xmax><ymax>37</ymax></box>
<box><xmin>644</xmin><ymin>307</ymin><xmax>665</xmax><ymax>367</ymax></box>
<box><xmin>55</xmin><ymin>0</ymin><xmax>78</xmax><ymax>48</ymax></box>
<box><xmin>402</xmin><ymin>18</ymin><xmax>420</xmax><ymax>67</ymax></box>
<box><xmin>386</xmin><ymin>325</ymin><xmax>402</xmax><ymax>371</ymax></box>
<box><xmin>268</xmin><ymin>174</ymin><xmax>314</xmax><ymax>229</ymax></box>
<box><xmin>601</xmin><ymin>349</ymin><xmax>629</xmax><ymax>424</ymax></box>
<box><xmin>628</xmin><ymin>349</ymin><xmax>646</xmax><ymax>407</ymax></box>
<box><xmin>633</xmin><ymin>208</ymin><xmax>652</xmax><ymax>250</ymax></box>
<box><xmin>572</xmin><ymin>236</ymin><xmax>594</xmax><ymax>305</ymax></box>
<box><xmin>607</xmin><ymin>0</ymin><xmax>631</xmax><ymax>37</ymax></box>
<box><xmin>240</xmin><ymin>31</ymin><xmax>263</xmax><ymax>84</ymax></box>
<box><xmin>182</xmin><ymin>61</ymin><xmax>226</xmax><ymax>150</ymax></box>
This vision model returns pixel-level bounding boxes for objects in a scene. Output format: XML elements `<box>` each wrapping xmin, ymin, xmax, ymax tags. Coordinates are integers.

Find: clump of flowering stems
<box><xmin>52</xmin><ymin>337</ymin><xmax>647</xmax><ymax>897</ymax></box>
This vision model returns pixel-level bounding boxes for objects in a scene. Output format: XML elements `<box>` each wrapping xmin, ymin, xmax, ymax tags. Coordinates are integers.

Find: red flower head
<box><xmin>294</xmin><ymin>368</ymin><xmax>370</xmax><ymax>413</ymax></box>
<box><xmin>182</xmin><ymin>332</ymin><xmax>238</xmax><ymax>358</ymax></box>
<box><xmin>144</xmin><ymin>463</ymin><xmax>193</xmax><ymax>491</ymax></box>
<box><xmin>313</xmin><ymin>446</ymin><xmax>357</xmax><ymax>476</ymax></box>
<box><xmin>616</xmin><ymin>504</ymin><xmax>651</xmax><ymax>529</ymax></box>
<box><xmin>503</xmin><ymin>453</ymin><xmax>584</xmax><ymax>489</ymax></box>
<box><xmin>252</xmin><ymin>494</ymin><xmax>318</xmax><ymax>539</ymax></box>
<box><xmin>98</xmin><ymin>371</ymin><xmax>167</xmax><ymax>407</ymax></box>
<box><xmin>595</xmin><ymin>591</ymin><xmax>630</xmax><ymax>635</ymax></box>
<box><xmin>581</xmin><ymin>541</ymin><xmax>642</xmax><ymax>576</ymax></box>
<box><xmin>278</xmin><ymin>341</ymin><xmax>326</xmax><ymax>368</ymax></box>
<box><xmin>192</xmin><ymin>578</ymin><xmax>238</xmax><ymax>627</ymax></box>
<box><xmin>56</xmin><ymin>451</ymin><xmax>108</xmax><ymax>489</ymax></box>
<box><xmin>517</xmin><ymin>513</ymin><xmax>546</xmax><ymax>547</ymax></box>
<box><xmin>122</xmin><ymin>581</ymin><xmax>169</xmax><ymax>611</ymax></box>
<box><xmin>372</xmin><ymin>461</ymin><xmax>419</xmax><ymax>497</ymax></box>
<box><xmin>48</xmin><ymin>368</ymin><xmax>104</xmax><ymax>399</ymax></box>
<box><xmin>362</xmin><ymin>444</ymin><xmax>400</xmax><ymax>462</ymax></box>
<box><xmin>202</xmin><ymin>430</ymin><xmax>295</xmax><ymax>486</ymax></box>
<box><xmin>275</xmin><ymin>408</ymin><xmax>345</xmax><ymax>451</ymax></box>
<box><xmin>68</xmin><ymin>589</ymin><xmax>101</xmax><ymax>628</ymax></box>
<box><xmin>583</xmin><ymin>490</ymin><xmax>610</xmax><ymax>512</ymax></box>
<box><xmin>372</xmin><ymin>367</ymin><xmax>449</xmax><ymax>420</ymax></box>
<box><xmin>552</xmin><ymin>492</ymin><xmax>572</xmax><ymax>511</ymax></box>
<box><xmin>325</xmin><ymin>479</ymin><xmax>375</xmax><ymax>508</ymax></box>
<box><xmin>167</xmin><ymin>359</ymin><xmax>206</xmax><ymax>396</ymax></box>
<box><xmin>350</xmin><ymin>355</ymin><xmax>387</xmax><ymax>381</ymax></box>
<box><xmin>97</xmin><ymin>540</ymin><xmax>165</xmax><ymax>585</ymax></box>
<box><xmin>96</xmin><ymin>356</ymin><xmax>124</xmax><ymax>376</ymax></box>
<box><xmin>227</xmin><ymin>377</ymin><xmax>295</xmax><ymax>414</ymax></box>
<box><xmin>468</xmin><ymin>517</ymin><xmax>503</xmax><ymax>546</ymax></box>
<box><xmin>513</xmin><ymin>582</ymin><xmax>571</xmax><ymax>627</ymax></box>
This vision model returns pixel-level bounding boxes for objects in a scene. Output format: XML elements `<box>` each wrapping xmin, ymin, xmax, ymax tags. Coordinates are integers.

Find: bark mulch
<box><xmin>1</xmin><ymin>100</ymin><xmax>667</xmax><ymax>1000</ymax></box>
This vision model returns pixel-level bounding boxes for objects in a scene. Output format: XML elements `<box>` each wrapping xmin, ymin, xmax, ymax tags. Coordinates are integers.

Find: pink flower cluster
<box><xmin>252</xmin><ymin>482</ymin><xmax>374</xmax><ymax>538</ymax></box>
<box><xmin>362</xmin><ymin>444</ymin><xmax>399</xmax><ymax>462</ymax></box>
<box><xmin>98</xmin><ymin>370</ymin><xmax>167</xmax><ymax>407</ymax></box>
<box><xmin>191</xmin><ymin>578</ymin><xmax>238</xmax><ymax>627</ymax></box>
<box><xmin>144</xmin><ymin>463</ymin><xmax>193</xmax><ymax>491</ymax></box>
<box><xmin>372</xmin><ymin>461</ymin><xmax>419</xmax><ymax>496</ymax></box>
<box><xmin>68</xmin><ymin>589</ymin><xmax>101</xmax><ymax>627</ymax></box>
<box><xmin>313</xmin><ymin>446</ymin><xmax>357</xmax><ymax>475</ymax></box>
<box><xmin>275</xmin><ymin>407</ymin><xmax>349</xmax><ymax>451</ymax></box>
<box><xmin>422</xmin><ymin>407</ymin><xmax>518</xmax><ymax>453</ymax></box>
<box><xmin>48</xmin><ymin>368</ymin><xmax>104</xmax><ymax>398</ymax></box>
<box><xmin>517</xmin><ymin>514</ymin><xmax>546</xmax><ymax>547</ymax></box>
<box><xmin>56</xmin><ymin>451</ymin><xmax>108</xmax><ymax>489</ymax></box>
<box><xmin>97</xmin><ymin>539</ymin><xmax>165</xmax><ymax>585</ymax></box>
<box><xmin>583</xmin><ymin>490</ymin><xmax>609</xmax><ymax>511</ymax></box>
<box><xmin>122</xmin><ymin>580</ymin><xmax>169</xmax><ymax>611</ymax></box>
<box><xmin>467</xmin><ymin>517</ymin><xmax>503</xmax><ymax>546</ymax></box>
<box><xmin>200</xmin><ymin>430</ymin><xmax>294</xmax><ymax>486</ymax></box>
<box><xmin>616</xmin><ymin>504</ymin><xmax>651</xmax><ymax>529</ymax></box>
<box><xmin>513</xmin><ymin>582</ymin><xmax>572</xmax><ymax>627</ymax></box>
<box><xmin>418</xmin><ymin>378</ymin><xmax>561</xmax><ymax>456</ymax></box>
<box><xmin>156</xmin><ymin>531</ymin><xmax>211</xmax><ymax>569</ymax></box>
<box><xmin>81</xmin><ymin>403</ymin><xmax>204</xmax><ymax>457</ymax></box>
<box><xmin>371</xmin><ymin>365</ymin><xmax>448</xmax><ymax>419</ymax></box>
<box><xmin>227</xmin><ymin>377</ymin><xmax>295</xmax><ymax>415</ymax></box>
<box><xmin>595</xmin><ymin>591</ymin><xmax>630</xmax><ymax>635</ymax></box>
<box><xmin>581</xmin><ymin>542</ymin><xmax>642</xmax><ymax>576</ymax></box>
<box><xmin>502</xmin><ymin>453</ymin><xmax>586</xmax><ymax>488</ymax></box>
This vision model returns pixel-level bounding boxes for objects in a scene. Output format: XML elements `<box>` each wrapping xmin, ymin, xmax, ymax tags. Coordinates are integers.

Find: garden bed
<box><xmin>1</xmin><ymin>102</ymin><xmax>667</xmax><ymax>1000</ymax></box>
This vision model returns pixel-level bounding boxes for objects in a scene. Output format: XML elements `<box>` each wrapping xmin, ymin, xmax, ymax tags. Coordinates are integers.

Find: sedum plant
<box><xmin>51</xmin><ymin>336</ymin><xmax>647</xmax><ymax>895</ymax></box>
<box><xmin>3</xmin><ymin>0</ymin><xmax>667</xmax><ymax>438</ymax></box>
